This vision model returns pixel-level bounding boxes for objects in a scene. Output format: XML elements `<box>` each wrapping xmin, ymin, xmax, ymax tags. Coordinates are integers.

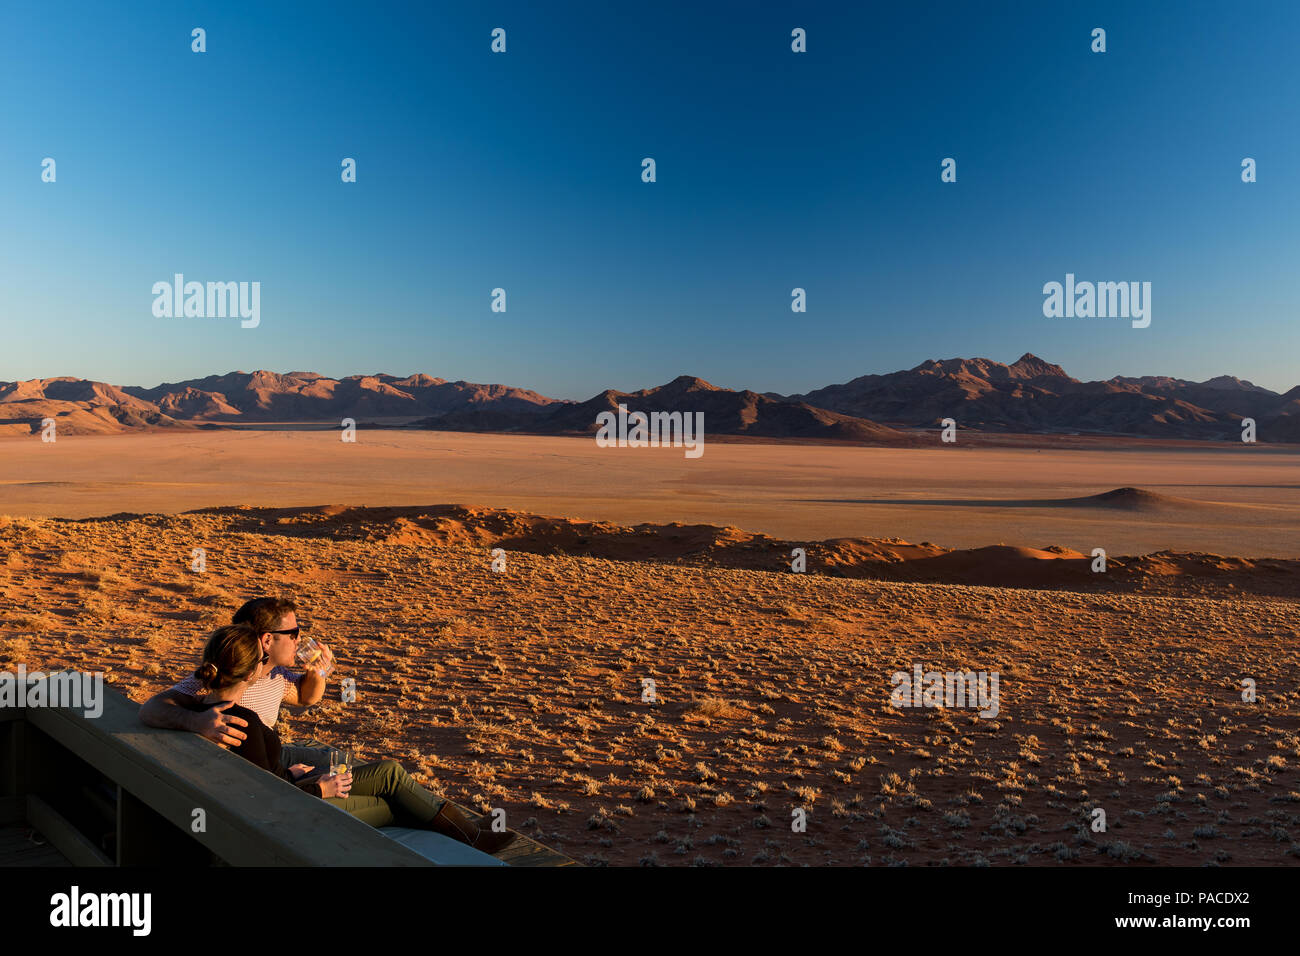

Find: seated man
<box><xmin>138</xmin><ymin>596</ymin><xmax>335</xmax><ymax>771</ymax></box>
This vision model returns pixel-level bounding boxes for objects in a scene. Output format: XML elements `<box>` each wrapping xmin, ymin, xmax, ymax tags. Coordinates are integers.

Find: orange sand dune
<box><xmin>52</xmin><ymin>501</ymin><xmax>1295</xmax><ymax>601</ymax></box>
<box><xmin>820</xmin><ymin>486</ymin><xmax>1244</xmax><ymax>512</ymax></box>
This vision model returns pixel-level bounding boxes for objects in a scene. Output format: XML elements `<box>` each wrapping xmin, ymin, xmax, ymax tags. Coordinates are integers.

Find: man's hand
<box><xmin>317</xmin><ymin>771</ymin><xmax>352</xmax><ymax>799</ymax></box>
<box><xmin>196</xmin><ymin>700</ymin><xmax>249</xmax><ymax>748</ymax></box>
<box><xmin>139</xmin><ymin>687</ymin><xmax>248</xmax><ymax>739</ymax></box>
<box><xmin>286</xmin><ymin>763</ymin><xmax>315</xmax><ymax>780</ymax></box>
<box><xmin>313</xmin><ymin>642</ymin><xmax>335</xmax><ymax>677</ymax></box>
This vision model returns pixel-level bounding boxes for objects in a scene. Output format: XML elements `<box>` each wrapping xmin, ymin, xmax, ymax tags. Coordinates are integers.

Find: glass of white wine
<box><xmin>330</xmin><ymin>748</ymin><xmax>352</xmax><ymax>778</ymax></box>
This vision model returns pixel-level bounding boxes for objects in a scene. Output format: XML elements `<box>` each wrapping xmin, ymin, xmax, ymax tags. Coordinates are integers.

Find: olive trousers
<box><xmin>322</xmin><ymin>759</ymin><xmax>448</xmax><ymax>828</ymax></box>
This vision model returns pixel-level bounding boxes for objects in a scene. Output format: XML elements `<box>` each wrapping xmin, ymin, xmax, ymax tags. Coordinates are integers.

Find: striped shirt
<box><xmin>172</xmin><ymin>666</ymin><xmax>302</xmax><ymax>729</ymax></box>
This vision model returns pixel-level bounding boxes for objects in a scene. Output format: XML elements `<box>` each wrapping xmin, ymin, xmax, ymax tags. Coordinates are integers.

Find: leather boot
<box><xmin>429</xmin><ymin>802</ymin><xmax>518</xmax><ymax>854</ymax></box>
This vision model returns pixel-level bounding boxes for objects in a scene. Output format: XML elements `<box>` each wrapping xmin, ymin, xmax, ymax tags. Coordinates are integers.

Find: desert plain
<box><xmin>1</xmin><ymin>429</ymin><xmax>1298</xmax><ymax>865</ymax></box>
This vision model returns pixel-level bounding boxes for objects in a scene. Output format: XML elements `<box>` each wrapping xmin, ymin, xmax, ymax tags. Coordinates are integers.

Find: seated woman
<box><xmin>184</xmin><ymin>622</ymin><xmax>515</xmax><ymax>853</ymax></box>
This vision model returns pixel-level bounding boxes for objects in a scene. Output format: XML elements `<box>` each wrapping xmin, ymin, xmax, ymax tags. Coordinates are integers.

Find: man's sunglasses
<box><xmin>269</xmin><ymin>626</ymin><xmax>303</xmax><ymax>640</ymax></box>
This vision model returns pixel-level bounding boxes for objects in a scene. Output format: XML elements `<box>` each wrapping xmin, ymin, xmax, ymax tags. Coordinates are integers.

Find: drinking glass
<box><xmin>295</xmin><ymin>636</ymin><xmax>335</xmax><ymax>678</ymax></box>
<box><xmin>330</xmin><ymin>748</ymin><xmax>352</xmax><ymax>777</ymax></box>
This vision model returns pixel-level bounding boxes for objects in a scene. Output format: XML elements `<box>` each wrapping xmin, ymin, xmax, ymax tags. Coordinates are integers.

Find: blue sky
<box><xmin>2</xmin><ymin>1</ymin><xmax>1296</xmax><ymax>399</ymax></box>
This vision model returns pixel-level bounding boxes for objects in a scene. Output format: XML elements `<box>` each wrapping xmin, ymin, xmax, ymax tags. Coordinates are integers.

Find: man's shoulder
<box><xmin>170</xmin><ymin>675</ymin><xmax>201</xmax><ymax>696</ymax></box>
<box><xmin>267</xmin><ymin>666</ymin><xmax>301</xmax><ymax>685</ymax></box>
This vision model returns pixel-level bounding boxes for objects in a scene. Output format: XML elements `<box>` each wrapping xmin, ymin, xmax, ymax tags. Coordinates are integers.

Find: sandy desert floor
<box><xmin>1</xmin><ymin>501</ymin><xmax>1297</xmax><ymax>866</ymax></box>
<box><xmin>1</xmin><ymin>429</ymin><xmax>1299</xmax><ymax>556</ymax></box>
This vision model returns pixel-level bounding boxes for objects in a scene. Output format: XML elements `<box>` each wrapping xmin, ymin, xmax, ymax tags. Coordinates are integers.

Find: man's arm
<box><xmin>138</xmin><ymin>688</ymin><xmax>204</xmax><ymax>731</ymax></box>
<box><xmin>283</xmin><ymin>643</ymin><xmax>332</xmax><ymax>708</ymax></box>
<box><xmin>295</xmin><ymin>669</ymin><xmax>326</xmax><ymax>707</ymax></box>
<box><xmin>137</xmin><ymin>689</ymin><xmax>249</xmax><ymax>747</ymax></box>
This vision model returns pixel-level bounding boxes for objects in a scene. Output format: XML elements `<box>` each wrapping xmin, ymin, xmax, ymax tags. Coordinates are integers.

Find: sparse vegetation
<box><xmin>1</xmin><ymin>504</ymin><xmax>1295</xmax><ymax>866</ymax></box>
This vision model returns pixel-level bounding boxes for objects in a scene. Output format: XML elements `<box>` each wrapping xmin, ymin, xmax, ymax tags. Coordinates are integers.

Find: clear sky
<box><xmin>2</xmin><ymin>1</ymin><xmax>1296</xmax><ymax>399</ymax></box>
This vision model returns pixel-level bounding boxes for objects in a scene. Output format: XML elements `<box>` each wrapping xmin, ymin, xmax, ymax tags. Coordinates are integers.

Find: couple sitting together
<box><xmin>138</xmin><ymin>597</ymin><xmax>514</xmax><ymax>854</ymax></box>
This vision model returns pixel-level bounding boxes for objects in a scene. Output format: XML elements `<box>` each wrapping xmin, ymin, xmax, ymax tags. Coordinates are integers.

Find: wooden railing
<box><xmin>0</xmin><ymin>676</ymin><xmax>571</xmax><ymax>866</ymax></box>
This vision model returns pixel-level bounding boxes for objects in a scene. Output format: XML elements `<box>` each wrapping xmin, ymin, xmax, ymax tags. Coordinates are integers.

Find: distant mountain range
<box><xmin>2</xmin><ymin>355</ymin><xmax>1297</xmax><ymax>442</ymax></box>
<box><xmin>785</xmin><ymin>354</ymin><xmax>1300</xmax><ymax>441</ymax></box>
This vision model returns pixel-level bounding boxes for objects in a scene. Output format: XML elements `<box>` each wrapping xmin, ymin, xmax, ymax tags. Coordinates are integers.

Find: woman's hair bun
<box><xmin>195</xmin><ymin>661</ymin><xmax>219</xmax><ymax>685</ymax></box>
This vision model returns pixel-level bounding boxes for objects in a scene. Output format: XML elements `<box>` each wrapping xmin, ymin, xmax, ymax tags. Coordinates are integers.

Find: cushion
<box><xmin>378</xmin><ymin>826</ymin><xmax>509</xmax><ymax>866</ymax></box>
